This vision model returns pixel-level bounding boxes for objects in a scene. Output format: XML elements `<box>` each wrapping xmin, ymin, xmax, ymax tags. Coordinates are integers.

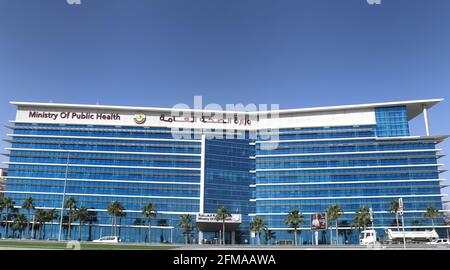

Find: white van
<box><xmin>92</xmin><ymin>236</ymin><xmax>121</xmax><ymax>243</ymax></box>
<box><xmin>360</xmin><ymin>230</ymin><xmax>377</xmax><ymax>245</ymax></box>
<box><xmin>426</xmin><ymin>238</ymin><xmax>450</xmax><ymax>245</ymax></box>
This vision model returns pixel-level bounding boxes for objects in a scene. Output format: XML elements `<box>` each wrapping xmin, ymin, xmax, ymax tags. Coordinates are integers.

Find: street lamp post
<box><xmin>58</xmin><ymin>148</ymin><xmax>70</xmax><ymax>241</ymax></box>
<box><xmin>369</xmin><ymin>207</ymin><xmax>375</xmax><ymax>248</ymax></box>
<box><xmin>399</xmin><ymin>198</ymin><xmax>406</xmax><ymax>249</ymax></box>
<box><xmin>401</xmin><ymin>214</ymin><xmax>406</xmax><ymax>248</ymax></box>
<box><xmin>31</xmin><ymin>214</ymin><xmax>35</xmax><ymax>239</ymax></box>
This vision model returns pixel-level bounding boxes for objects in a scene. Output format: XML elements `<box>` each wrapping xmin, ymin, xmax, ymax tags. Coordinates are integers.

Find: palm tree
<box><xmin>423</xmin><ymin>206</ymin><xmax>440</xmax><ymax>230</ymax></box>
<box><xmin>46</xmin><ymin>209</ymin><xmax>58</xmax><ymax>240</ymax></box>
<box><xmin>34</xmin><ymin>209</ymin><xmax>47</xmax><ymax>240</ymax></box>
<box><xmin>74</xmin><ymin>206</ymin><xmax>89</xmax><ymax>241</ymax></box>
<box><xmin>142</xmin><ymin>203</ymin><xmax>156</xmax><ymax>243</ymax></box>
<box><xmin>352</xmin><ymin>206</ymin><xmax>371</xmax><ymax>233</ymax></box>
<box><xmin>11</xmin><ymin>220</ymin><xmax>17</xmax><ymax>239</ymax></box>
<box><xmin>388</xmin><ymin>201</ymin><xmax>400</xmax><ymax>231</ymax></box>
<box><xmin>107</xmin><ymin>201</ymin><xmax>124</xmax><ymax>236</ymax></box>
<box><xmin>3</xmin><ymin>197</ymin><xmax>15</xmax><ymax>239</ymax></box>
<box><xmin>249</xmin><ymin>216</ymin><xmax>267</xmax><ymax>245</ymax></box>
<box><xmin>157</xmin><ymin>219</ymin><xmax>168</xmax><ymax>243</ymax></box>
<box><xmin>21</xmin><ymin>197</ymin><xmax>35</xmax><ymax>239</ymax></box>
<box><xmin>86</xmin><ymin>209</ymin><xmax>98</xmax><ymax>241</ymax></box>
<box><xmin>215</xmin><ymin>207</ymin><xmax>230</xmax><ymax>245</ymax></box>
<box><xmin>117</xmin><ymin>211</ymin><xmax>127</xmax><ymax>236</ymax></box>
<box><xmin>411</xmin><ymin>220</ymin><xmax>422</xmax><ymax>231</ymax></box>
<box><xmin>339</xmin><ymin>220</ymin><xmax>351</xmax><ymax>244</ymax></box>
<box><xmin>264</xmin><ymin>229</ymin><xmax>276</xmax><ymax>245</ymax></box>
<box><xmin>326</xmin><ymin>204</ymin><xmax>344</xmax><ymax>245</ymax></box>
<box><xmin>13</xmin><ymin>214</ymin><xmax>27</xmax><ymax>239</ymax></box>
<box><xmin>133</xmin><ymin>218</ymin><xmax>145</xmax><ymax>242</ymax></box>
<box><xmin>61</xmin><ymin>215</ymin><xmax>70</xmax><ymax>240</ymax></box>
<box><xmin>177</xmin><ymin>214</ymin><xmax>194</xmax><ymax>244</ymax></box>
<box><xmin>64</xmin><ymin>197</ymin><xmax>77</xmax><ymax>240</ymax></box>
<box><xmin>11</xmin><ymin>216</ymin><xmax>17</xmax><ymax>239</ymax></box>
<box><xmin>284</xmin><ymin>209</ymin><xmax>304</xmax><ymax>245</ymax></box>
<box><xmin>11</xmin><ymin>217</ymin><xmax>18</xmax><ymax>239</ymax></box>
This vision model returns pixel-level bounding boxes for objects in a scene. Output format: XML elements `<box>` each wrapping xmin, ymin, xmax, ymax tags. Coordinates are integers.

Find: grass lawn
<box><xmin>0</xmin><ymin>240</ymin><xmax>177</xmax><ymax>250</ymax></box>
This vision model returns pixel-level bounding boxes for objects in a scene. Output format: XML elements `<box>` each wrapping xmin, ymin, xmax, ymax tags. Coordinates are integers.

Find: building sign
<box><xmin>17</xmin><ymin>108</ymin><xmax>256</xmax><ymax>129</ymax></box>
<box><xmin>159</xmin><ymin>114</ymin><xmax>252</xmax><ymax>126</ymax></box>
<box><xmin>195</xmin><ymin>213</ymin><xmax>242</xmax><ymax>223</ymax></box>
<box><xmin>15</xmin><ymin>106</ymin><xmax>376</xmax><ymax>130</ymax></box>
<box><xmin>28</xmin><ymin>111</ymin><xmax>121</xmax><ymax>121</ymax></box>
<box><xmin>311</xmin><ymin>213</ymin><xmax>327</xmax><ymax>230</ymax></box>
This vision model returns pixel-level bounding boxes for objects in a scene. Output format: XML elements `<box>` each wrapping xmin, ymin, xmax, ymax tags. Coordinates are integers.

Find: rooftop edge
<box><xmin>10</xmin><ymin>99</ymin><xmax>443</xmax><ymax>120</ymax></box>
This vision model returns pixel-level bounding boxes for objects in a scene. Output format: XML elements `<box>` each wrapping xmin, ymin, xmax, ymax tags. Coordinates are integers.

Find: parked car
<box><xmin>92</xmin><ymin>236</ymin><xmax>121</xmax><ymax>243</ymax></box>
<box><xmin>426</xmin><ymin>238</ymin><xmax>450</xmax><ymax>245</ymax></box>
<box><xmin>276</xmin><ymin>240</ymin><xmax>293</xmax><ymax>245</ymax></box>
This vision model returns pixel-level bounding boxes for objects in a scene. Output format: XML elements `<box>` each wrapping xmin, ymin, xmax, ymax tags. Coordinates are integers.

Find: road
<box><xmin>1</xmin><ymin>239</ymin><xmax>449</xmax><ymax>250</ymax></box>
<box><xmin>174</xmin><ymin>244</ymin><xmax>450</xmax><ymax>250</ymax></box>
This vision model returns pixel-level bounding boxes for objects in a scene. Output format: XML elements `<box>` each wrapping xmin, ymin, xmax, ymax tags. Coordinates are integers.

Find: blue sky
<box><xmin>0</xmin><ymin>0</ymin><xmax>449</xmax><ymax>201</ymax></box>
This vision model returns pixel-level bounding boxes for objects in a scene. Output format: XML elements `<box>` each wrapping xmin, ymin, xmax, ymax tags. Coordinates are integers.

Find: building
<box><xmin>1</xmin><ymin>99</ymin><xmax>448</xmax><ymax>244</ymax></box>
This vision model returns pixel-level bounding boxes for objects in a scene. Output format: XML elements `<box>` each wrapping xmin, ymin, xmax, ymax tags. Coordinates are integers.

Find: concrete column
<box><xmin>231</xmin><ymin>231</ymin><xmax>236</xmax><ymax>245</ymax></box>
<box><xmin>199</xmin><ymin>134</ymin><xmax>206</xmax><ymax>213</ymax></box>
<box><xmin>423</xmin><ymin>105</ymin><xmax>430</xmax><ymax>136</ymax></box>
<box><xmin>198</xmin><ymin>230</ymin><xmax>204</xmax><ymax>245</ymax></box>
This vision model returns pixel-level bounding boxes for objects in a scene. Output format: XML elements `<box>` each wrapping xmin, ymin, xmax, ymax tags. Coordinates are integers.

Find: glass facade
<box><xmin>5</xmin><ymin>125</ymin><xmax>202</xmax><ymax>243</ymax></box>
<box><xmin>254</xmin><ymin>106</ymin><xmax>445</xmax><ymax>244</ymax></box>
<box><xmin>203</xmin><ymin>138</ymin><xmax>254</xmax><ymax>244</ymax></box>
<box><xmin>1</xmin><ymin>103</ymin><xmax>447</xmax><ymax>244</ymax></box>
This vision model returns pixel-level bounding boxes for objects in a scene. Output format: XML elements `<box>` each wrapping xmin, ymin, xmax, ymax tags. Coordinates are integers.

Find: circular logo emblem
<box><xmin>134</xmin><ymin>113</ymin><xmax>146</xmax><ymax>124</ymax></box>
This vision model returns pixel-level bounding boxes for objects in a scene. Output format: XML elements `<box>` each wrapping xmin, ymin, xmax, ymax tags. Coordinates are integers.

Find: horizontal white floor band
<box><xmin>257</xmin><ymin>137</ymin><xmax>377</xmax><ymax>144</ymax></box>
<box><xmin>8</xmin><ymin>133</ymin><xmax>201</xmax><ymax>143</ymax></box>
<box><xmin>5</xmin><ymin>176</ymin><xmax>200</xmax><ymax>185</ymax></box>
<box><xmin>4</xmin><ymin>161</ymin><xmax>201</xmax><ymax>171</ymax></box>
<box><xmin>255</xmin><ymin>149</ymin><xmax>441</xmax><ymax>158</ymax></box>
<box><xmin>251</xmin><ymin>193</ymin><xmax>446</xmax><ymax>201</ymax></box>
<box><xmin>0</xmin><ymin>190</ymin><xmax>200</xmax><ymax>200</ymax></box>
<box><xmin>255</xmin><ymin>163</ymin><xmax>443</xmax><ymax>172</ymax></box>
<box><xmin>254</xmin><ymin>179</ymin><xmax>445</xmax><ymax>186</ymax></box>
<box><xmin>255</xmin><ymin>135</ymin><xmax>446</xmax><ymax>144</ymax></box>
<box><xmin>0</xmin><ymin>219</ymin><xmax>176</xmax><ymax>229</ymax></box>
<box><xmin>255</xmin><ymin>155</ymin><xmax>445</xmax><ymax>164</ymax></box>
<box><xmin>248</xmin><ymin>209</ymin><xmax>450</xmax><ymax>216</ymax></box>
<box><xmin>13</xmin><ymin>205</ymin><xmax>199</xmax><ymax>215</ymax></box>
<box><xmin>5</xmin><ymin>147</ymin><xmax>202</xmax><ymax>156</ymax></box>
